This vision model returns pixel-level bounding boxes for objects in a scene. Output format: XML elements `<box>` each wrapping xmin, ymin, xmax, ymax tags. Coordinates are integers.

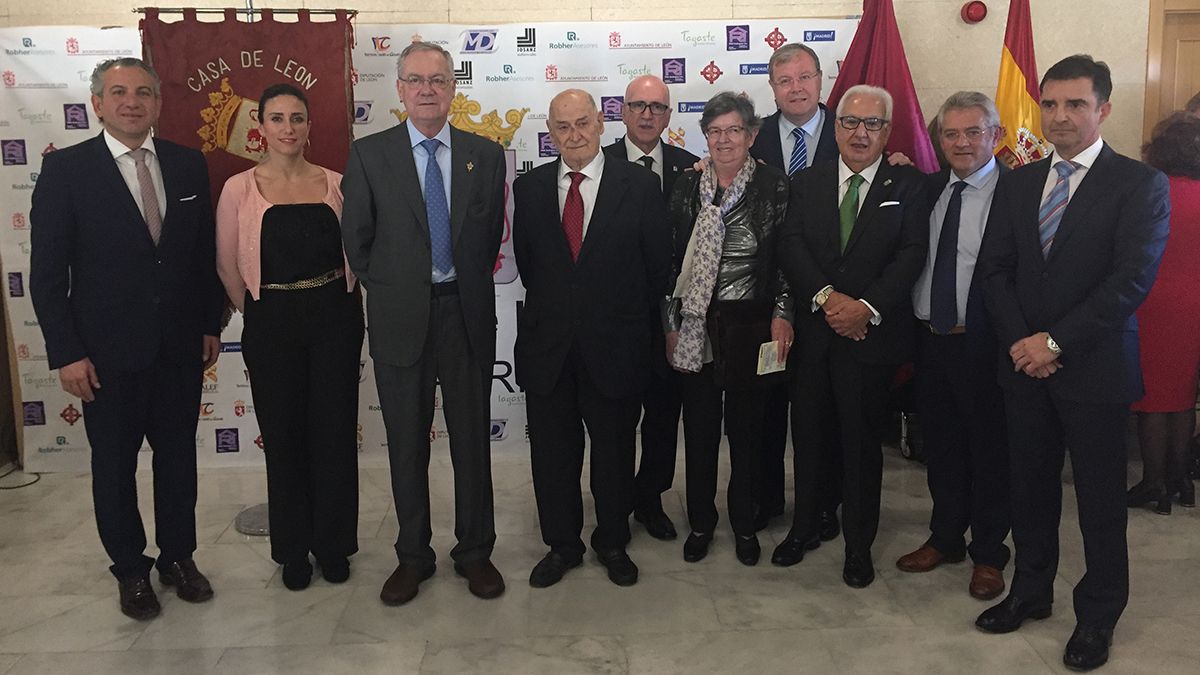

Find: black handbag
<box><xmin>706</xmin><ymin>298</ymin><xmax>790</xmax><ymax>391</ymax></box>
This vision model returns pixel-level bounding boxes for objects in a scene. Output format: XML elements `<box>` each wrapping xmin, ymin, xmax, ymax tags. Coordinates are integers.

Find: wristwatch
<box><xmin>1046</xmin><ymin>334</ymin><xmax>1062</xmax><ymax>356</ymax></box>
<box><xmin>815</xmin><ymin>286</ymin><xmax>834</xmax><ymax>307</ymax></box>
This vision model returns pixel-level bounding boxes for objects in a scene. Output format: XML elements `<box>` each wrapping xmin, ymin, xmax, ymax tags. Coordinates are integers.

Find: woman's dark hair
<box><xmin>258</xmin><ymin>83</ymin><xmax>309</xmax><ymax>118</ymax></box>
<box><xmin>1142</xmin><ymin>112</ymin><xmax>1200</xmax><ymax>179</ymax></box>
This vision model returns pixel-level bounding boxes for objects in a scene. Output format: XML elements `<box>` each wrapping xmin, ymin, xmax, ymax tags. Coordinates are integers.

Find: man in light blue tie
<box><xmin>976</xmin><ymin>55</ymin><xmax>1171</xmax><ymax>671</ymax></box>
<box><xmin>341</xmin><ymin>41</ymin><xmax>509</xmax><ymax>607</ymax></box>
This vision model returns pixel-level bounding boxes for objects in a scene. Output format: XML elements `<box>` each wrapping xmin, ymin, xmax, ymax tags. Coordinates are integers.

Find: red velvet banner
<box><xmin>141</xmin><ymin>8</ymin><xmax>354</xmax><ymax>204</ymax></box>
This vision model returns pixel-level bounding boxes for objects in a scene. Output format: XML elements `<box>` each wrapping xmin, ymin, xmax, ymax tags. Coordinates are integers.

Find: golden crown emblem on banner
<box><xmin>198</xmin><ymin>78</ymin><xmax>268</xmax><ymax>160</ymax></box>
<box><xmin>392</xmin><ymin>93</ymin><xmax>527</xmax><ymax>147</ymax></box>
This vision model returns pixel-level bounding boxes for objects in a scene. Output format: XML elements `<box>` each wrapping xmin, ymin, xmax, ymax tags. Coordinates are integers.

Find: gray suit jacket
<box><xmin>341</xmin><ymin>123</ymin><xmax>507</xmax><ymax>368</ymax></box>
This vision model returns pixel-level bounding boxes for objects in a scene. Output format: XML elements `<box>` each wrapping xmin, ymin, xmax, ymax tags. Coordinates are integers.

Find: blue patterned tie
<box><xmin>421</xmin><ymin>138</ymin><xmax>453</xmax><ymax>274</ymax></box>
<box><xmin>788</xmin><ymin>127</ymin><xmax>808</xmax><ymax>175</ymax></box>
<box><xmin>1038</xmin><ymin>160</ymin><xmax>1079</xmax><ymax>258</ymax></box>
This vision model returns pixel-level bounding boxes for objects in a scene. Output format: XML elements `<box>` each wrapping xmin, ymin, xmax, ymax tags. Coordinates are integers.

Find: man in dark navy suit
<box><xmin>602</xmin><ymin>74</ymin><xmax>699</xmax><ymax>542</ymax></box>
<box><xmin>750</xmin><ymin>42</ymin><xmax>842</xmax><ymax>539</ymax></box>
<box><xmin>30</xmin><ymin>58</ymin><xmax>224</xmax><ymax>621</ymax></box>
<box><xmin>975</xmin><ymin>55</ymin><xmax>1171</xmax><ymax>672</ymax></box>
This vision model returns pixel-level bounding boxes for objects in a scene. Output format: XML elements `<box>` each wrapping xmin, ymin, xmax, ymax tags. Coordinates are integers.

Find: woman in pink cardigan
<box><xmin>216</xmin><ymin>84</ymin><xmax>364</xmax><ymax>590</ymax></box>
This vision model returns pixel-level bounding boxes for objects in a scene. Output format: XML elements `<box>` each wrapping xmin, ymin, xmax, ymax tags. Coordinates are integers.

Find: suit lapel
<box><xmin>538</xmin><ymin>159</ymin><xmax>575</xmax><ymax>264</ymax></box>
<box><xmin>383</xmin><ymin>124</ymin><xmax>430</xmax><ymax>240</ymax></box>
<box><xmin>577</xmin><ymin>158</ymin><xmax>627</xmax><ymax>266</ymax></box>
<box><xmin>843</xmin><ymin>162</ymin><xmax>891</xmax><ymax>256</ymax></box>
<box><xmin>1022</xmin><ymin>158</ymin><xmax>1053</xmax><ymax>263</ymax></box>
<box><xmin>449</xmin><ymin>128</ymin><xmax>475</xmax><ymax>247</ymax></box>
<box><xmin>91</xmin><ymin>133</ymin><xmax>155</xmax><ymax>247</ymax></box>
<box><xmin>812</xmin><ymin>162</ymin><xmax>842</xmax><ymax>259</ymax></box>
<box><xmin>1045</xmin><ymin>144</ymin><xmax>1112</xmax><ymax>264</ymax></box>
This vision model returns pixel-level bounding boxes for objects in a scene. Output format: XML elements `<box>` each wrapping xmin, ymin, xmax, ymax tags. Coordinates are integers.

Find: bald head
<box><xmin>548</xmin><ymin>89</ymin><xmax>604</xmax><ymax>170</ymax></box>
<box><xmin>622</xmin><ymin>76</ymin><xmax>673</xmax><ymax>154</ymax></box>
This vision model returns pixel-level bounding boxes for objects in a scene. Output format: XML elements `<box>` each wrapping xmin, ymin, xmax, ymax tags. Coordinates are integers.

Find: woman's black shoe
<box><xmin>282</xmin><ymin>559</ymin><xmax>313</xmax><ymax>590</ymax></box>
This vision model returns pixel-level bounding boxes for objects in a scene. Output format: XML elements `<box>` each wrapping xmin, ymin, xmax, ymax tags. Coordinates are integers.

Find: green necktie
<box><xmin>839</xmin><ymin>173</ymin><xmax>865</xmax><ymax>253</ymax></box>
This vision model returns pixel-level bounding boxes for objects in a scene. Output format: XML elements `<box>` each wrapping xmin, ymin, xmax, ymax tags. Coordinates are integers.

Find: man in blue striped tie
<box><xmin>975</xmin><ymin>55</ymin><xmax>1171</xmax><ymax>672</ymax></box>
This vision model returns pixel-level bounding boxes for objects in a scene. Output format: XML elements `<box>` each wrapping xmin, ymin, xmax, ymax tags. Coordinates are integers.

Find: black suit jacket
<box><xmin>341</xmin><ymin>123</ymin><xmax>507</xmax><ymax>368</ymax></box>
<box><xmin>512</xmin><ymin>156</ymin><xmax>671</xmax><ymax>399</ymax></box>
<box><xmin>977</xmin><ymin>143</ymin><xmax>1171</xmax><ymax>403</ymax></box>
<box><xmin>778</xmin><ymin>159</ymin><xmax>930</xmax><ymax>365</ymax></box>
<box><xmin>603</xmin><ymin>137</ymin><xmax>701</xmax><ymax>204</ymax></box>
<box><xmin>30</xmin><ymin>133</ymin><xmax>222</xmax><ymax>372</ymax></box>
<box><xmin>751</xmin><ymin>104</ymin><xmax>838</xmax><ymax>172</ymax></box>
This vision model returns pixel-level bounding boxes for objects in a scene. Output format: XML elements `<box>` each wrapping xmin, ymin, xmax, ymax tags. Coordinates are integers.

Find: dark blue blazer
<box><xmin>977</xmin><ymin>143</ymin><xmax>1171</xmax><ymax>403</ymax></box>
<box><xmin>751</xmin><ymin>104</ymin><xmax>839</xmax><ymax>172</ymax></box>
<box><xmin>30</xmin><ymin>132</ymin><xmax>223</xmax><ymax>372</ymax></box>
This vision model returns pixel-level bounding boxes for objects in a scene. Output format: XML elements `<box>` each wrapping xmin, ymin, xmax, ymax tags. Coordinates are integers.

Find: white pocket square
<box><xmin>179</xmin><ymin>194</ymin><xmax>198</xmax><ymax>202</ymax></box>
<box><xmin>880</xmin><ymin>200</ymin><xmax>901</xmax><ymax>207</ymax></box>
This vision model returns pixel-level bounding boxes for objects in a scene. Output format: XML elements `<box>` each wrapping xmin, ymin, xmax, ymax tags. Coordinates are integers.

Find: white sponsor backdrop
<box><xmin>1</xmin><ymin>19</ymin><xmax>856</xmax><ymax>472</ymax></box>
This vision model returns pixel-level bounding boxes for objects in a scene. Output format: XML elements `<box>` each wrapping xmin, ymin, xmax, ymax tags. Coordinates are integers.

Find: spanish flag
<box><xmin>994</xmin><ymin>0</ymin><xmax>1050</xmax><ymax>167</ymax></box>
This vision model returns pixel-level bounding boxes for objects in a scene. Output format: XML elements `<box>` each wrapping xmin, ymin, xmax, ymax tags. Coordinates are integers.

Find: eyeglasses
<box><xmin>400</xmin><ymin>75</ymin><xmax>453</xmax><ymax>90</ymax></box>
<box><xmin>770</xmin><ymin>71</ymin><xmax>821</xmax><ymax>88</ymax></box>
<box><xmin>940</xmin><ymin>127</ymin><xmax>994</xmax><ymax>143</ymax></box>
<box><xmin>626</xmin><ymin>100</ymin><xmax>670</xmax><ymax>116</ymax></box>
<box><xmin>837</xmin><ymin>116</ymin><xmax>889</xmax><ymax>132</ymax></box>
<box><xmin>703</xmin><ymin>125</ymin><xmax>746</xmax><ymax>139</ymax></box>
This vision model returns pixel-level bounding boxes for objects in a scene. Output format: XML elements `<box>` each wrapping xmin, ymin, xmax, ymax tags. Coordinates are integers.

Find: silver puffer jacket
<box><xmin>664</xmin><ymin>164</ymin><xmax>794</xmax><ymax>333</ymax></box>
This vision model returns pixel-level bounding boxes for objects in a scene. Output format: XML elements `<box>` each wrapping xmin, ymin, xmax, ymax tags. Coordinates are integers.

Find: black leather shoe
<box><xmin>158</xmin><ymin>559</ymin><xmax>214</xmax><ymax>602</ymax></box>
<box><xmin>1063</xmin><ymin>625</ymin><xmax>1113</xmax><ymax>672</ymax></box>
<box><xmin>318</xmin><ymin>556</ymin><xmax>350</xmax><ymax>584</ymax></box>
<box><xmin>282</xmin><ymin>559</ymin><xmax>313</xmax><ymax>591</ymax></box>
<box><xmin>596</xmin><ymin>549</ymin><xmax>639</xmax><ymax>586</ymax></box>
<box><xmin>819</xmin><ymin>510</ymin><xmax>840</xmax><ymax>541</ymax></box>
<box><xmin>842</xmin><ymin>551</ymin><xmax>875</xmax><ymax>588</ymax></box>
<box><xmin>682</xmin><ymin>532</ymin><xmax>713</xmax><ymax>562</ymax></box>
<box><xmin>1178</xmin><ymin>479</ymin><xmax>1196</xmax><ymax>508</ymax></box>
<box><xmin>528</xmin><ymin>551</ymin><xmax>582</xmax><ymax>589</ymax></box>
<box><xmin>771</xmin><ymin>536</ymin><xmax>820</xmax><ymax>567</ymax></box>
<box><xmin>118</xmin><ymin>575</ymin><xmax>161</xmax><ymax>621</ymax></box>
<box><xmin>634</xmin><ymin>508</ymin><xmax>678</xmax><ymax>541</ymax></box>
<box><xmin>735</xmin><ymin>535</ymin><xmax>761</xmax><ymax>566</ymax></box>
<box><xmin>975</xmin><ymin>594</ymin><xmax>1053</xmax><ymax>633</ymax></box>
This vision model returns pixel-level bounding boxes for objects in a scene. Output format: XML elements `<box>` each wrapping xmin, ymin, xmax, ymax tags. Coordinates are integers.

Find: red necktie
<box><xmin>562</xmin><ymin>171</ymin><xmax>585</xmax><ymax>261</ymax></box>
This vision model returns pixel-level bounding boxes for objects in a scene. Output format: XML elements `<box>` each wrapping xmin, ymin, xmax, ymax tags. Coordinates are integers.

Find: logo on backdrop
<box><xmin>600</xmin><ymin>96</ymin><xmax>624</xmax><ymax>122</ymax></box>
<box><xmin>63</xmin><ymin>103</ymin><xmax>89</xmax><ymax>129</ymax></box>
<box><xmin>23</xmin><ymin>402</ymin><xmax>46</xmax><ymax>426</ymax></box>
<box><xmin>354</xmin><ymin>101</ymin><xmax>373</xmax><ymax>125</ymax></box>
<box><xmin>700</xmin><ymin>61</ymin><xmax>724</xmax><ymax>84</ymax></box>
<box><xmin>2</xmin><ymin>140</ymin><xmax>27</xmax><ymax>166</ymax></box>
<box><xmin>803</xmin><ymin>30</ymin><xmax>836</xmax><ymax>42</ymax></box>
<box><xmin>371</xmin><ymin>36</ymin><xmax>391</xmax><ymax>52</ymax></box>
<box><xmin>215</xmin><ymin>428</ymin><xmax>240</xmax><ymax>453</ymax></box>
<box><xmin>662</xmin><ymin>58</ymin><xmax>686</xmax><ymax>84</ymax></box>
<box><xmin>764</xmin><ymin>27</ymin><xmax>788</xmax><ymax>50</ymax></box>
<box><xmin>59</xmin><ymin>404</ymin><xmax>81</xmax><ymax>426</ymax></box>
<box><xmin>8</xmin><ymin>272</ymin><xmax>24</xmax><ymax>297</ymax></box>
<box><xmin>537</xmin><ymin>132</ymin><xmax>557</xmax><ymax>157</ymax></box>
<box><xmin>516</xmin><ymin>28</ymin><xmax>536</xmax><ymax>55</ymax></box>
<box><xmin>726</xmin><ymin>25</ymin><xmax>750</xmax><ymax>51</ymax></box>
<box><xmin>740</xmin><ymin>64</ymin><xmax>769</xmax><ymax>76</ymax></box>
<box><xmin>489</xmin><ymin>419</ymin><xmax>509</xmax><ymax>441</ymax></box>
<box><xmin>462</xmin><ymin>29</ymin><xmax>499</xmax><ymax>54</ymax></box>
<box><xmin>455</xmin><ymin>61</ymin><xmax>473</xmax><ymax>86</ymax></box>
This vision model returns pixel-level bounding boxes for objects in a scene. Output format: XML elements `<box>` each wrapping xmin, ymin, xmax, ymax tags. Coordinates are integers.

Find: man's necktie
<box><xmin>421</xmin><ymin>138</ymin><xmax>453</xmax><ymax>275</ymax></box>
<box><xmin>128</xmin><ymin>148</ymin><xmax>162</xmax><ymax>245</ymax></box>
<box><xmin>788</xmin><ymin>127</ymin><xmax>808</xmax><ymax>176</ymax></box>
<box><xmin>638</xmin><ymin>155</ymin><xmax>654</xmax><ymax>170</ymax></box>
<box><xmin>1038</xmin><ymin>160</ymin><xmax>1080</xmax><ymax>258</ymax></box>
<box><xmin>562</xmin><ymin>171</ymin><xmax>585</xmax><ymax>262</ymax></box>
<box><xmin>930</xmin><ymin>180</ymin><xmax>968</xmax><ymax>334</ymax></box>
<box><xmin>838</xmin><ymin>174</ymin><xmax>865</xmax><ymax>253</ymax></box>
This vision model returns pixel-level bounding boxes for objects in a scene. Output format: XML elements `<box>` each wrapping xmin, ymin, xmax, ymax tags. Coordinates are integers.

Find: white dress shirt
<box><xmin>103</xmin><ymin>130</ymin><xmax>165</xmax><ymax>221</ymax></box>
<box><xmin>557</xmin><ymin>151</ymin><xmax>605</xmax><ymax>239</ymax></box>
<box><xmin>406</xmin><ymin>119</ymin><xmax>456</xmax><ymax>283</ymax></box>
<box><xmin>779</xmin><ymin>106</ymin><xmax>825</xmax><ymax>170</ymax></box>
<box><xmin>1041</xmin><ymin>135</ymin><xmax>1104</xmax><ymax>203</ymax></box>
<box><xmin>913</xmin><ymin>157</ymin><xmax>1001</xmax><ymax>322</ymax></box>
<box><xmin>623</xmin><ymin>136</ymin><xmax>663</xmax><ymax>185</ymax></box>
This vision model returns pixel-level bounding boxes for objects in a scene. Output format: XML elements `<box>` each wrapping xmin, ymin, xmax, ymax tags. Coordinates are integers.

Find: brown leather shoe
<box><xmin>158</xmin><ymin>559</ymin><xmax>214</xmax><ymax>603</ymax></box>
<box><xmin>453</xmin><ymin>559</ymin><xmax>505</xmax><ymax>599</ymax></box>
<box><xmin>970</xmin><ymin>565</ymin><xmax>1005</xmax><ymax>600</ymax></box>
<box><xmin>896</xmin><ymin>544</ymin><xmax>964</xmax><ymax>573</ymax></box>
<box><xmin>118</xmin><ymin>575</ymin><xmax>161</xmax><ymax>621</ymax></box>
<box><xmin>380</xmin><ymin>562</ymin><xmax>436</xmax><ymax>606</ymax></box>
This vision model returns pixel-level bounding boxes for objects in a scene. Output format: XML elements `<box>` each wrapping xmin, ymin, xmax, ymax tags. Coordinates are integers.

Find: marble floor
<box><xmin>0</xmin><ymin>442</ymin><xmax>1197</xmax><ymax>675</ymax></box>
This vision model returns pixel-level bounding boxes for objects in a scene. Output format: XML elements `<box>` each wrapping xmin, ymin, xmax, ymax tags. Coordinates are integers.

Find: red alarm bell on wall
<box><xmin>961</xmin><ymin>1</ymin><xmax>988</xmax><ymax>24</ymax></box>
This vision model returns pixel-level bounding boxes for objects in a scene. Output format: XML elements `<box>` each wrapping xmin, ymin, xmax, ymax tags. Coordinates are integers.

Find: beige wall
<box><xmin>0</xmin><ymin>0</ymin><xmax>1151</xmax><ymax>156</ymax></box>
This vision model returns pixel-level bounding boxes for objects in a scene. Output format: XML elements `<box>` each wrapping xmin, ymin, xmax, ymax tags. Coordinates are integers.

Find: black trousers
<box><xmin>757</xmin><ymin>381</ymin><xmax>789</xmax><ymax>516</ymax></box>
<box><xmin>83</xmin><ymin>357</ymin><xmax>202</xmax><ymax>580</ymax></box>
<box><xmin>527</xmin><ymin>343</ymin><xmax>642</xmax><ymax>557</ymax></box>
<box><xmin>1005</xmin><ymin>385</ymin><xmax>1130</xmax><ymax>629</ymax></box>
<box><xmin>242</xmin><ymin>283</ymin><xmax>364</xmax><ymax>565</ymax></box>
<box><xmin>635</xmin><ymin>363</ymin><xmax>682</xmax><ymax>513</ymax></box>
<box><xmin>680</xmin><ymin>365</ymin><xmax>767</xmax><ymax>536</ymax></box>
<box><xmin>791</xmin><ymin>344</ymin><xmax>893</xmax><ymax>555</ymax></box>
<box><xmin>374</xmin><ymin>291</ymin><xmax>495</xmax><ymax>566</ymax></box>
<box><xmin>914</xmin><ymin>330</ymin><xmax>1010</xmax><ymax>568</ymax></box>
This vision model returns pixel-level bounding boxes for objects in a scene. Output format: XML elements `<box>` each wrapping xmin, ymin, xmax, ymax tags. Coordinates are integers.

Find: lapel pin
<box><xmin>884</xmin><ymin>178</ymin><xmax>892</xmax><ymax>186</ymax></box>
<box><xmin>466</xmin><ymin>161</ymin><xmax>474</xmax><ymax>172</ymax></box>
